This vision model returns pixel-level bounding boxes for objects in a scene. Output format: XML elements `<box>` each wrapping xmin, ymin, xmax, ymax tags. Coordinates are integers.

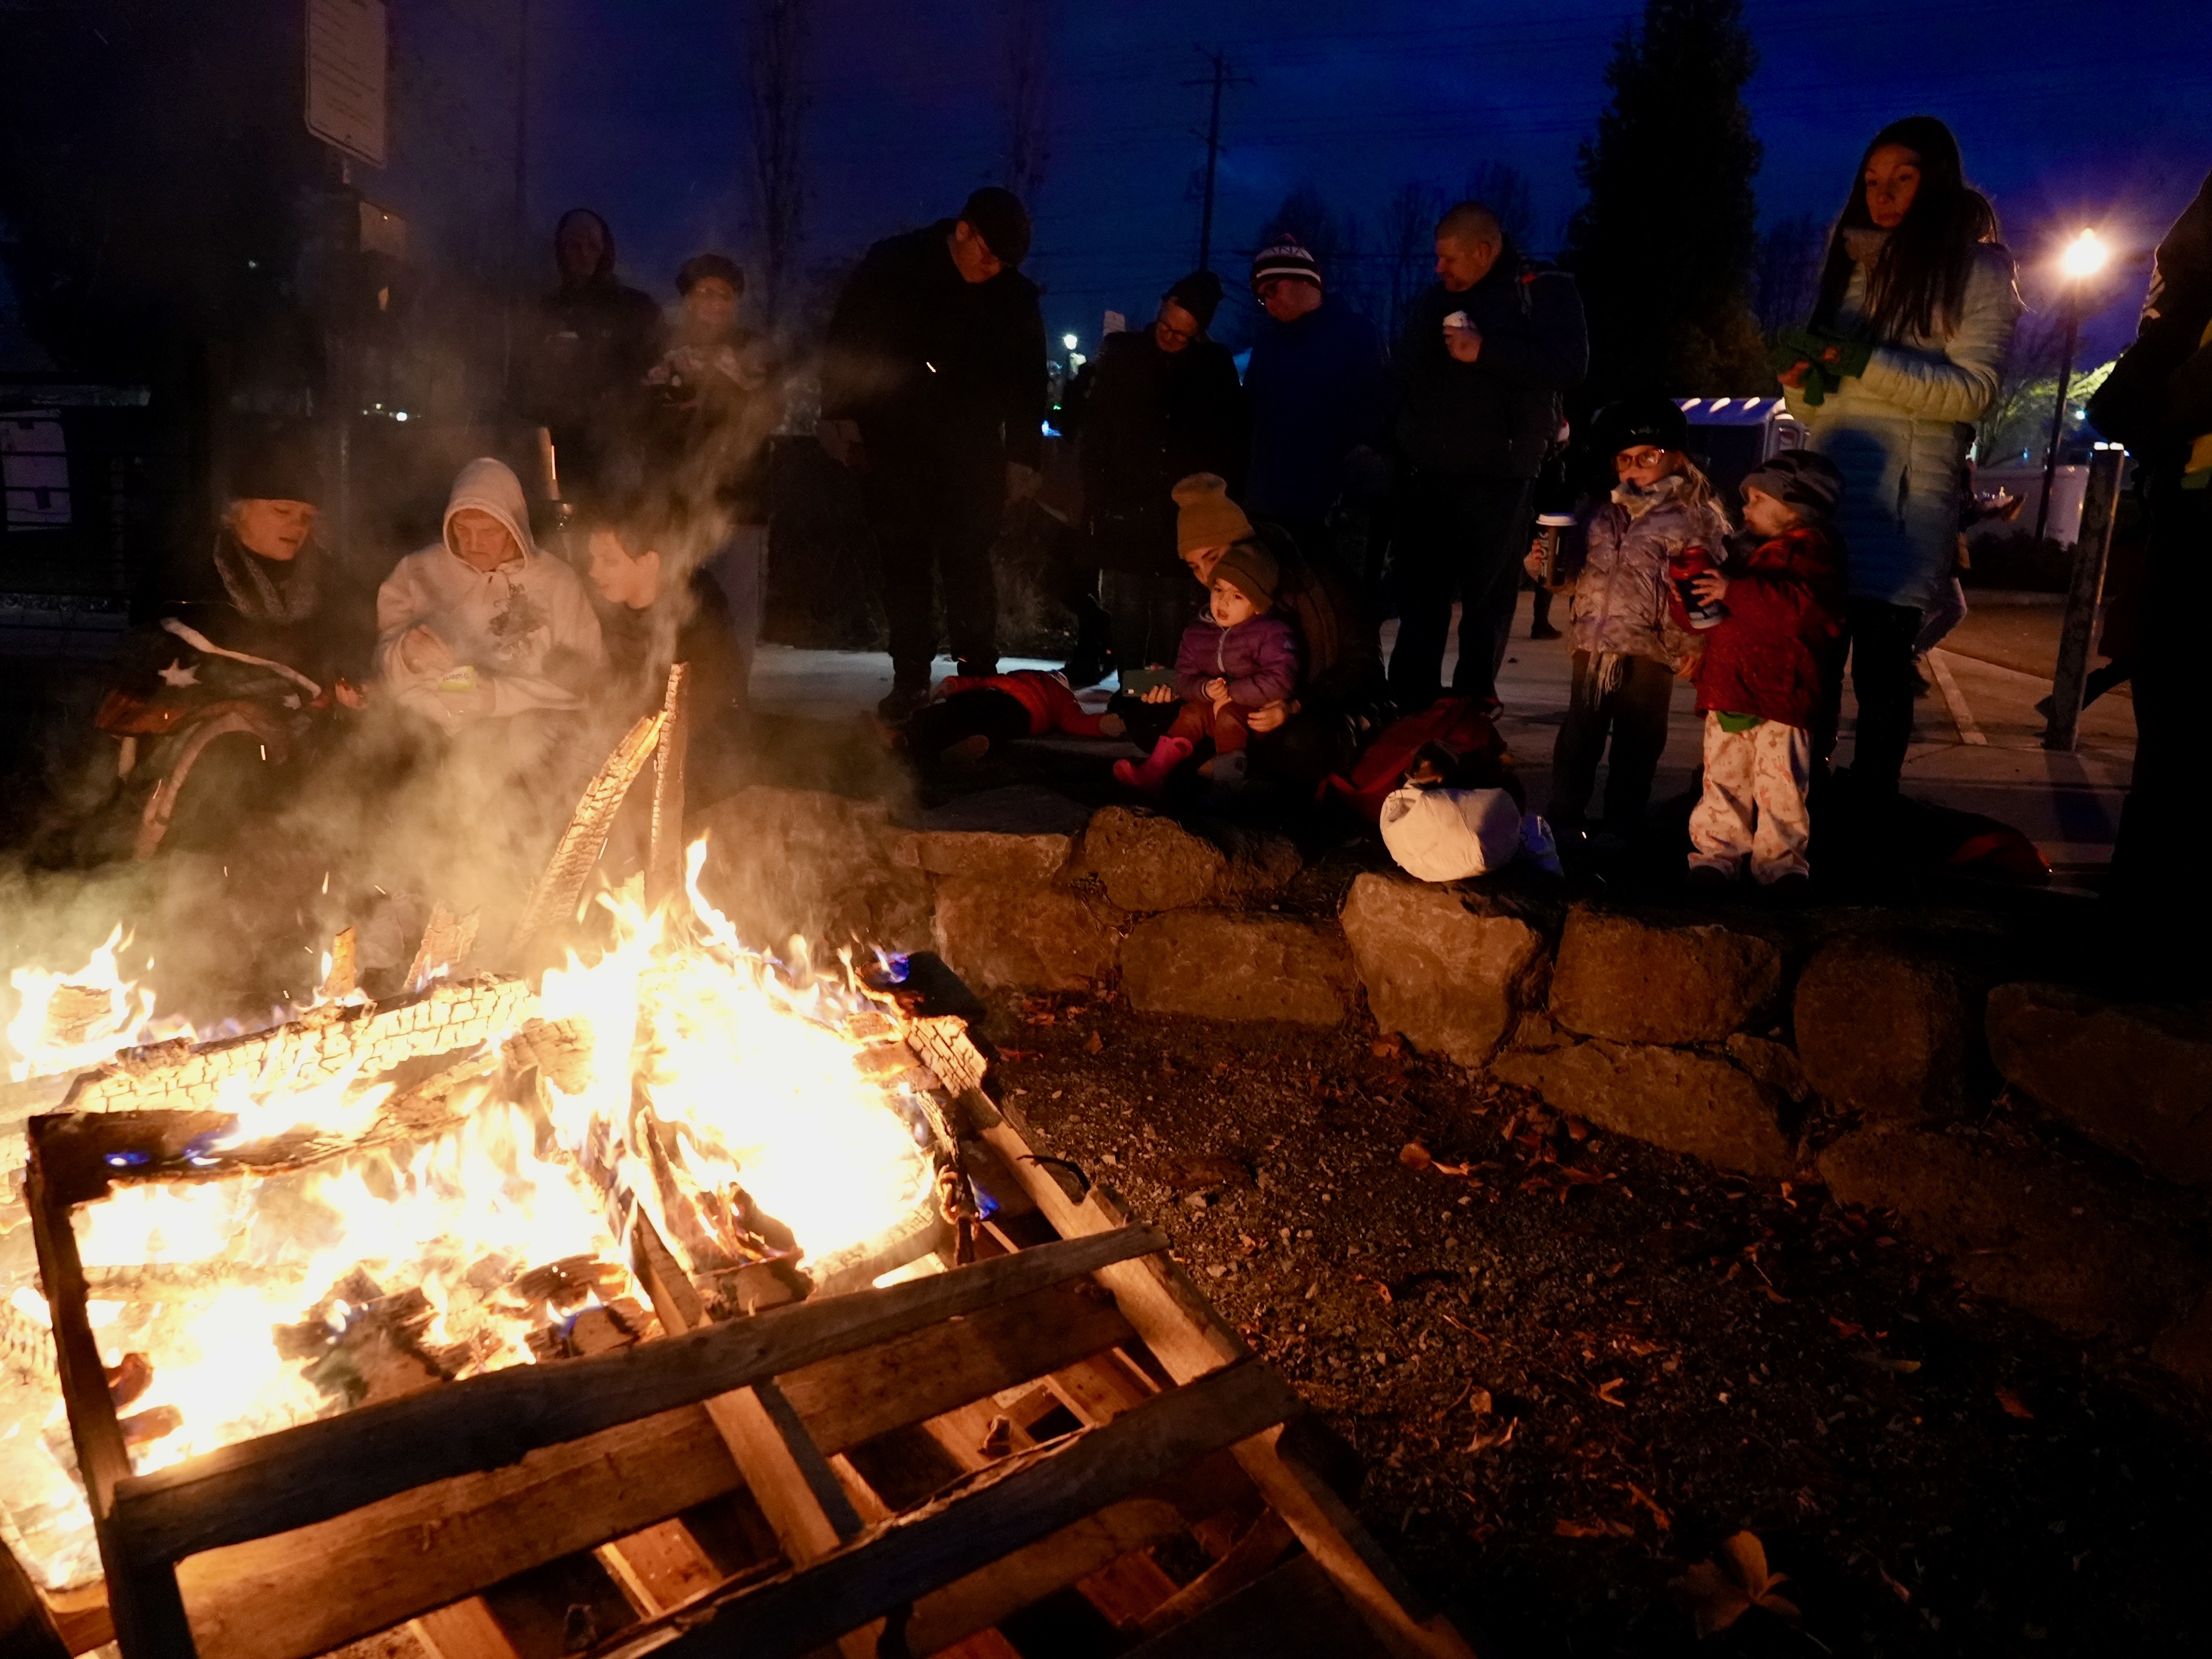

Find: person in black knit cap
<box><xmin>1069</xmin><ymin>269</ymin><xmax>1249</xmax><ymax>686</ymax></box>
<box><xmin>820</xmin><ymin>187</ymin><xmax>1047</xmax><ymax>721</ymax></box>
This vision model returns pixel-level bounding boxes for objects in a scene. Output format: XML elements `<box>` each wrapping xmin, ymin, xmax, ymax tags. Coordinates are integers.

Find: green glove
<box><xmin>1812</xmin><ymin>333</ymin><xmax>1872</xmax><ymax>380</ymax></box>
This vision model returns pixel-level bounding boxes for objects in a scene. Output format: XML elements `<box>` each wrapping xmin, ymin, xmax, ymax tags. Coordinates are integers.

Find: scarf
<box><xmin>213</xmin><ymin>530</ymin><xmax>319</xmax><ymax>624</ymax></box>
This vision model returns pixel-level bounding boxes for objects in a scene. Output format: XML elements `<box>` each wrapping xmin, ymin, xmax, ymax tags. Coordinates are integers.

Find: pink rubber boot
<box><xmin>1112</xmin><ymin>735</ymin><xmax>1193</xmax><ymax>793</ymax></box>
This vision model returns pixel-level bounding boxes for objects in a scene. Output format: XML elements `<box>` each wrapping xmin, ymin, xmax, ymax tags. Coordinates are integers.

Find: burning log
<box><xmin>59</xmin><ymin>974</ymin><xmax>535</xmax><ymax>1116</ymax></box>
<box><xmin>402</xmin><ymin>902</ymin><xmax>479</xmax><ymax>994</ymax></box>
<box><xmin>506</xmin><ymin>710</ymin><xmax>665</xmax><ymax>968</ymax></box>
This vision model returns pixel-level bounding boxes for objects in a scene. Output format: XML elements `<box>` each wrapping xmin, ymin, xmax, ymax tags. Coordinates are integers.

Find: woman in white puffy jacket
<box><xmin>1780</xmin><ymin>115</ymin><xmax>2022</xmax><ymax>800</ymax></box>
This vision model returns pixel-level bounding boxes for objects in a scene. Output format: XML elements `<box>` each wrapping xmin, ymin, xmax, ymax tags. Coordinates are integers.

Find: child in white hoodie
<box><xmin>375</xmin><ymin>458</ymin><xmax>604</xmax><ymax>728</ymax></box>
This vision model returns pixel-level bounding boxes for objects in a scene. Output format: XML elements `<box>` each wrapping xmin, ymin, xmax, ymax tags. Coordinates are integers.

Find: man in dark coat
<box><xmin>1242</xmin><ymin>238</ymin><xmax>1390</xmax><ymax>565</ymax></box>
<box><xmin>2088</xmin><ymin>165</ymin><xmax>2212</xmax><ymax>950</ymax></box>
<box><xmin>1079</xmin><ymin>271</ymin><xmax>1249</xmax><ymax>673</ymax></box>
<box><xmin>516</xmin><ymin>209</ymin><xmax>663</xmax><ymax>508</ymax></box>
<box><xmin>820</xmin><ymin>187</ymin><xmax>1047</xmax><ymax>719</ymax></box>
<box><xmin>1389</xmin><ymin>200</ymin><xmax>1589</xmax><ymax>709</ymax></box>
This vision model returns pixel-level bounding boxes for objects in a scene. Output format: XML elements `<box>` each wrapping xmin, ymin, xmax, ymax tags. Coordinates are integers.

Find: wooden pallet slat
<box><xmin>593</xmin><ymin>1359</ymin><xmax>1305</xmax><ymax>1659</ymax></box>
<box><xmin>107</xmin><ymin>1224</ymin><xmax>1169</xmax><ymax>1568</ymax></box>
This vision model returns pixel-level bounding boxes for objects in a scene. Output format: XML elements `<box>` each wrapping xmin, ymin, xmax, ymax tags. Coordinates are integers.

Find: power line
<box><xmin>1182</xmin><ymin>47</ymin><xmax>1252</xmax><ymax>270</ymax></box>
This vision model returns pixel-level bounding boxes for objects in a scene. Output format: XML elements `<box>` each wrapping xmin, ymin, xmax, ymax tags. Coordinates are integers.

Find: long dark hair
<box><xmin>1812</xmin><ymin>115</ymin><xmax>1999</xmax><ymax>343</ymax></box>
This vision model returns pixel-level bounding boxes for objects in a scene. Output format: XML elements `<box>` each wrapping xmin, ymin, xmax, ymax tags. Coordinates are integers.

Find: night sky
<box><xmin>395</xmin><ymin>0</ymin><xmax>2212</xmax><ymax>365</ymax></box>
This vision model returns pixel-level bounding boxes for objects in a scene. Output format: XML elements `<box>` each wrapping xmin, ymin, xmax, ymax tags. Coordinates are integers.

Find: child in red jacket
<box><xmin>903</xmin><ymin>668</ymin><xmax>1125</xmax><ymax>764</ymax></box>
<box><xmin>1677</xmin><ymin>451</ymin><xmax>1848</xmax><ymax>891</ymax></box>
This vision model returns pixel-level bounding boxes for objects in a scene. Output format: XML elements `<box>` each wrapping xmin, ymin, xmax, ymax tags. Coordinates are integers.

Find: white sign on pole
<box><xmin>306</xmin><ymin>0</ymin><xmax>388</xmax><ymax>168</ymax></box>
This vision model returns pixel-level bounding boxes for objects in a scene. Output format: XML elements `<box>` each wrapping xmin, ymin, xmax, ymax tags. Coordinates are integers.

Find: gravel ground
<box><xmin>982</xmin><ymin>987</ymin><xmax>2211</xmax><ymax>1659</ymax></box>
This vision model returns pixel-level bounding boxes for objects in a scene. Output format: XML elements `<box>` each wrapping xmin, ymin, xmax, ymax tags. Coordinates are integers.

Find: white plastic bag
<box><xmin>1378</xmin><ymin>785</ymin><xmax>1524</xmax><ymax>882</ymax></box>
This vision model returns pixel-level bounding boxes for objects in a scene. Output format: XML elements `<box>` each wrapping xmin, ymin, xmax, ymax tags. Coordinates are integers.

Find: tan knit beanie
<box><xmin>1209</xmin><ymin>539</ymin><xmax>1278</xmax><ymax>613</ymax></box>
<box><xmin>1172</xmin><ymin>473</ymin><xmax>1254</xmax><ymax>555</ymax></box>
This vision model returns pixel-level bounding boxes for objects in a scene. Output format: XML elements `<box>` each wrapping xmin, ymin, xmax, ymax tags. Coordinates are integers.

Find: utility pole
<box><xmin>1183</xmin><ymin>47</ymin><xmax>1248</xmax><ymax>271</ymax></box>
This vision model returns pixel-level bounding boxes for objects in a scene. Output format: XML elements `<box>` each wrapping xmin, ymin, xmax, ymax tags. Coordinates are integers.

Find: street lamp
<box><xmin>2034</xmin><ymin>228</ymin><xmax>2110</xmax><ymax>542</ymax></box>
<box><xmin>1062</xmin><ymin>333</ymin><xmax>1079</xmax><ymax>351</ymax></box>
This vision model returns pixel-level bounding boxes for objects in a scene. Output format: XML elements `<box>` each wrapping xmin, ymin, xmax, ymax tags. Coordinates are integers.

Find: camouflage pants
<box><xmin>1688</xmin><ymin>713</ymin><xmax>1812</xmax><ymax>883</ymax></box>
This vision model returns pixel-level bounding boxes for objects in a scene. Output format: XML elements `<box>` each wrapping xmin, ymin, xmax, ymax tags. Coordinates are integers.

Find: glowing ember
<box><xmin>0</xmin><ymin>835</ymin><xmax>941</xmax><ymax>1592</ymax></box>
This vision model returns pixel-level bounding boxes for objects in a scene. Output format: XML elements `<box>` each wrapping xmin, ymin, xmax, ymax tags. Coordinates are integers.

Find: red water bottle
<box><xmin>1671</xmin><ymin>545</ymin><xmax>1727</xmax><ymax>630</ymax></box>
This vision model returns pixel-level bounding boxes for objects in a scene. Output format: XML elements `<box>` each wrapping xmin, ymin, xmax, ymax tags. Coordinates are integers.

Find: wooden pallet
<box><xmin>18</xmin><ymin>1083</ymin><xmax>1473</xmax><ymax>1659</ymax></box>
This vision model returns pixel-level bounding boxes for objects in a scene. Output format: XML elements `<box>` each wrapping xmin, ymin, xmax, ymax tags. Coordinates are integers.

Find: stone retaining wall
<box><xmin>694</xmin><ymin>785</ymin><xmax>2212</xmax><ymax>1395</ymax></box>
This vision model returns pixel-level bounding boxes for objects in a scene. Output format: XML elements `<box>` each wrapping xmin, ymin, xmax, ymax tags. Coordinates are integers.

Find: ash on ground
<box><xmin>987</xmin><ymin>989</ymin><xmax>2211</xmax><ymax>1659</ymax></box>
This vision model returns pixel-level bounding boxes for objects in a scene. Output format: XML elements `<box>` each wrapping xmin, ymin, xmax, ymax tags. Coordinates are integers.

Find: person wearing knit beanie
<box><xmin>958</xmin><ymin>186</ymin><xmax>1032</xmax><ymax>269</ymax></box>
<box><xmin>1209</xmin><ymin>540</ymin><xmax>1278</xmax><ymax>614</ymax></box>
<box><xmin>1739</xmin><ymin>449</ymin><xmax>1844</xmax><ymax>521</ymax></box>
<box><xmin>1164</xmin><ymin>270</ymin><xmax>1224</xmax><ymax>333</ymax></box>
<box><xmin>1172</xmin><ymin>473</ymin><xmax>1255</xmax><ymax>559</ymax></box>
<box><xmin>1250</xmin><ymin>238</ymin><xmax>1322</xmax><ymax>298</ymax></box>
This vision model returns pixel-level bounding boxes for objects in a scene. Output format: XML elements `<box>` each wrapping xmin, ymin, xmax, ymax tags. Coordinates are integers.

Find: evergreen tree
<box><xmin>1566</xmin><ymin>0</ymin><xmax>1769</xmax><ymax>404</ymax></box>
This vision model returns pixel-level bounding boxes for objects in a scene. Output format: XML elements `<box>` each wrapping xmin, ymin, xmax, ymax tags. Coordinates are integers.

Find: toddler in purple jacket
<box><xmin>1114</xmin><ymin>541</ymin><xmax>1299</xmax><ymax>790</ymax></box>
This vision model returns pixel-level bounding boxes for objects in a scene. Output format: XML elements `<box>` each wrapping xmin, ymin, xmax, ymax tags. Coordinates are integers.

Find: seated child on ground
<box><xmin>1674</xmin><ymin>450</ymin><xmax>1848</xmax><ymax>890</ymax></box>
<box><xmin>1114</xmin><ymin>542</ymin><xmax>1299</xmax><ymax>791</ymax></box>
<box><xmin>904</xmin><ymin>668</ymin><xmax>1125</xmax><ymax>765</ymax></box>
<box><xmin>1523</xmin><ymin>395</ymin><xmax>1729</xmax><ymax>849</ymax></box>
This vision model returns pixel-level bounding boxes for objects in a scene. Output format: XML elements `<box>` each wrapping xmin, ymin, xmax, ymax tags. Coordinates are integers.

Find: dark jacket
<box><xmin>1393</xmin><ymin>245</ymin><xmax>1588</xmax><ymax>480</ymax></box>
<box><xmin>1079</xmin><ymin>328</ymin><xmax>1248</xmax><ymax>574</ymax></box>
<box><xmin>2089</xmin><ymin>168</ymin><xmax>2212</xmax><ymax>480</ymax></box>
<box><xmin>820</xmin><ymin>220</ymin><xmax>1047</xmax><ymax>468</ymax></box>
<box><xmin>1176</xmin><ymin>612</ymin><xmax>1300</xmax><ymax>707</ymax></box>
<box><xmin>518</xmin><ymin>252</ymin><xmax>662</xmax><ymax>502</ymax></box>
<box><xmin>1244</xmin><ymin>298</ymin><xmax>1388</xmax><ymax>522</ymax></box>
<box><xmin>602</xmin><ymin>567</ymin><xmax>743</xmax><ymax>723</ymax></box>
<box><xmin>1680</xmin><ymin>524</ymin><xmax>1847</xmax><ymax>730</ymax></box>
<box><xmin>121</xmin><ymin>530</ymin><xmax>368</xmax><ymax>702</ymax></box>
<box><xmin>1254</xmin><ymin>525</ymin><xmax>1385</xmax><ymax>714</ymax></box>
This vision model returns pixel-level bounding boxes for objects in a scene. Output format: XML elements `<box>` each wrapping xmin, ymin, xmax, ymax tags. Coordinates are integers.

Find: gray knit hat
<box><xmin>1742</xmin><ymin>449</ymin><xmax>1844</xmax><ymax>520</ymax></box>
<box><xmin>1250</xmin><ymin>237</ymin><xmax>1322</xmax><ymax>294</ymax></box>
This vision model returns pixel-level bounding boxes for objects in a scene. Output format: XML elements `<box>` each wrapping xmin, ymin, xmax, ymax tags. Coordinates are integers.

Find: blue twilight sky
<box><xmin>387</xmin><ymin>0</ymin><xmax>2212</xmax><ymax>364</ymax></box>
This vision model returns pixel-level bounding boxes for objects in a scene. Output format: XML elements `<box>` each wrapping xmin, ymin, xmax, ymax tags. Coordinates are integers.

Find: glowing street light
<box><xmin>1062</xmin><ymin>332</ymin><xmax>1079</xmax><ymax>351</ymax></box>
<box><xmin>2058</xmin><ymin>228</ymin><xmax>2109</xmax><ymax>282</ymax></box>
<box><xmin>2035</xmin><ymin>227</ymin><xmax>2112</xmax><ymax>543</ymax></box>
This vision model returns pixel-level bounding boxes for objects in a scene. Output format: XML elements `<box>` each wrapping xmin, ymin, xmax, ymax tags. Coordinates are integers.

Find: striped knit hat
<box><xmin>1249</xmin><ymin>237</ymin><xmax>1322</xmax><ymax>294</ymax></box>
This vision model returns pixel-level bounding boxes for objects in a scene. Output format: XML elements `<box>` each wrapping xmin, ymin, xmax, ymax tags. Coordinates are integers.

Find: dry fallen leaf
<box><xmin>1467</xmin><ymin>1416</ymin><xmax>1517</xmax><ymax>1453</ymax></box>
<box><xmin>1626</xmin><ymin>1483</ymin><xmax>1671</xmax><ymax>1530</ymax></box>
<box><xmin>1556</xmin><ymin>1515</ymin><xmax>1634</xmax><ymax>1539</ymax></box>
<box><xmin>1399</xmin><ymin>1141</ymin><xmax>1434</xmax><ymax>1171</ymax></box>
<box><xmin>1997</xmin><ymin>1387</ymin><xmax>2035</xmax><ymax>1419</ymax></box>
<box><xmin>1082</xmin><ymin>1030</ymin><xmax>1103</xmax><ymax>1054</ymax></box>
<box><xmin>1594</xmin><ymin>1377</ymin><xmax>1628</xmax><ymax>1408</ymax></box>
<box><xmin>1670</xmin><ymin>1531</ymin><xmax>1800</xmax><ymax>1637</ymax></box>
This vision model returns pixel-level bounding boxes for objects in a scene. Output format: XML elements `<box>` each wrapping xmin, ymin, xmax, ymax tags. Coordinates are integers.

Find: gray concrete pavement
<box><xmin>753</xmin><ymin>587</ymin><xmax>2137</xmax><ymax>890</ymax></box>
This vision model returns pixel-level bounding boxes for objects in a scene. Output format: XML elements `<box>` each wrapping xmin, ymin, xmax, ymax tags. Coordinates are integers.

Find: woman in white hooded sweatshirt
<box><xmin>376</xmin><ymin>458</ymin><xmax>604</xmax><ymax>728</ymax></box>
<box><xmin>1778</xmin><ymin>115</ymin><xmax>2020</xmax><ymax>802</ymax></box>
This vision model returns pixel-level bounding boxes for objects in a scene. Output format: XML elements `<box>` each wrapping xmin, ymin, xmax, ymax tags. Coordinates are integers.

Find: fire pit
<box><xmin>1</xmin><ymin>671</ymin><xmax>1467</xmax><ymax>1659</ymax></box>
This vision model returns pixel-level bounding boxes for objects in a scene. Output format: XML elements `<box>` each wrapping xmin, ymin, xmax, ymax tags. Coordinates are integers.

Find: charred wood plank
<box><xmin>24</xmin><ymin>1158</ymin><xmax>197</xmax><ymax>1657</ymax></box>
<box><xmin>645</xmin><ymin>663</ymin><xmax>689</xmax><ymax>912</ymax></box>
<box><xmin>506</xmin><ymin>712</ymin><xmax>664</xmax><ymax>968</ymax></box>
<box><xmin>1</xmin><ymin>1534</ymin><xmax>69</xmax><ymax>1659</ymax></box>
<box><xmin>57</xmin><ymin>976</ymin><xmax>533</xmax><ymax>1121</ymax></box>
<box><xmin>587</xmin><ymin>1360</ymin><xmax>1303</xmax><ymax>1659</ymax></box>
<box><xmin>109</xmin><ymin>1225</ymin><xmax>1169</xmax><ymax>1569</ymax></box>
